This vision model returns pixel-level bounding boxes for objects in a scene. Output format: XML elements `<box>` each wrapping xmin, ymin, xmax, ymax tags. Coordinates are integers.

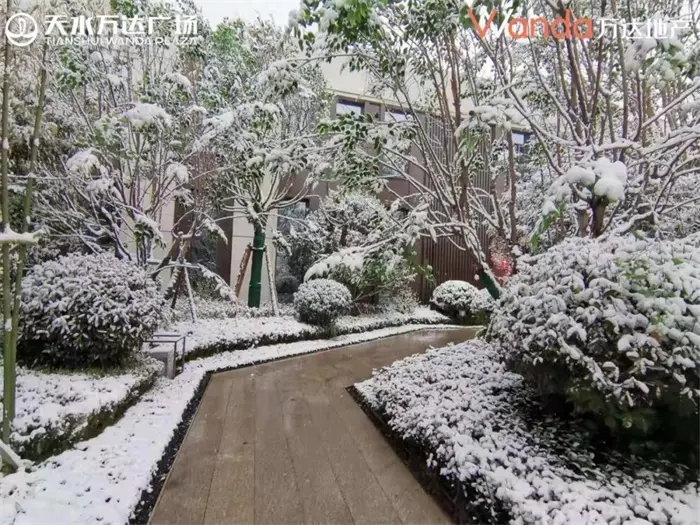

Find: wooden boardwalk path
<box><xmin>150</xmin><ymin>328</ymin><xmax>476</xmax><ymax>525</ymax></box>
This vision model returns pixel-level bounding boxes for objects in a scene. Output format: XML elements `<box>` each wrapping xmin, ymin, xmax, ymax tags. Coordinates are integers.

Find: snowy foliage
<box><xmin>430</xmin><ymin>280</ymin><xmax>495</xmax><ymax>324</ymax></box>
<box><xmin>4</xmin><ymin>0</ymin><xmax>221</xmax><ymax>267</ymax></box>
<box><xmin>356</xmin><ymin>340</ymin><xmax>698</xmax><ymax>524</ymax></box>
<box><xmin>197</xmin><ymin>20</ymin><xmax>329</xmax><ymax>234</ymax></box>
<box><xmin>489</xmin><ymin>234</ymin><xmax>700</xmax><ymax>443</ymax></box>
<box><xmin>19</xmin><ymin>254</ymin><xmax>166</xmax><ymax>368</ymax></box>
<box><xmin>167</xmin><ymin>295</ymin><xmax>294</xmax><ymax>323</ymax></box>
<box><xmin>293</xmin><ymin>0</ymin><xmax>700</xmax><ymax>275</ymax></box>
<box><xmin>286</xmin><ymin>192</ymin><xmax>418</xmax><ymax>303</ymax></box>
<box><xmin>293</xmin><ymin>278</ymin><xmax>352</xmax><ymax>327</ymax></box>
<box><xmin>658</xmin><ymin>175</ymin><xmax>700</xmax><ymax>238</ymax></box>
<box><xmin>377</xmin><ymin>286</ymin><xmax>420</xmax><ymax>314</ymax></box>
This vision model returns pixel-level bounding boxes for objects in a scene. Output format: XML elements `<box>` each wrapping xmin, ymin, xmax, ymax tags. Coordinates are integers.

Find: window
<box><xmin>512</xmin><ymin>131</ymin><xmax>530</xmax><ymax>155</ymax></box>
<box><xmin>380</xmin><ymin>109</ymin><xmax>409</xmax><ymax>179</ymax></box>
<box><xmin>335</xmin><ymin>99</ymin><xmax>363</xmax><ymax>116</ymax></box>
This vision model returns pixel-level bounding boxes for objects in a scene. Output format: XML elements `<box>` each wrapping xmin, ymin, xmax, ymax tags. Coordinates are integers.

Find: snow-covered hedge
<box><xmin>293</xmin><ymin>278</ymin><xmax>352</xmax><ymax>327</ymax></box>
<box><xmin>19</xmin><ymin>254</ymin><xmax>166</xmax><ymax>368</ymax></box>
<box><xmin>175</xmin><ymin>307</ymin><xmax>450</xmax><ymax>360</ymax></box>
<box><xmin>490</xmin><ymin>234</ymin><xmax>700</xmax><ymax>446</ymax></box>
<box><xmin>168</xmin><ymin>296</ymin><xmax>296</xmax><ymax>323</ymax></box>
<box><xmin>430</xmin><ymin>280</ymin><xmax>495</xmax><ymax>324</ymax></box>
<box><xmin>0</xmin><ymin>357</ymin><xmax>161</xmax><ymax>461</ymax></box>
<box><xmin>356</xmin><ymin>340</ymin><xmax>698</xmax><ymax>524</ymax></box>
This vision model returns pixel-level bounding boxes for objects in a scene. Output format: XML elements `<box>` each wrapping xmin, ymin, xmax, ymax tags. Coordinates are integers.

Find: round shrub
<box><xmin>19</xmin><ymin>253</ymin><xmax>166</xmax><ymax>368</ymax></box>
<box><xmin>489</xmin><ymin>234</ymin><xmax>700</xmax><ymax>448</ymax></box>
<box><xmin>293</xmin><ymin>278</ymin><xmax>351</xmax><ymax>327</ymax></box>
<box><xmin>276</xmin><ymin>274</ymin><xmax>300</xmax><ymax>295</ymax></box>
<box><xmin>430</xmin><ymin>280</ymin><xmax>495</xmax><ymax>324</ymax></box>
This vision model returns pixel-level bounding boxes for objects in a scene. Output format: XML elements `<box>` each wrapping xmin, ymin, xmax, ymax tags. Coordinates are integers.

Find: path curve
<box><xmin>150</xmin><ymin>328</ymin><xmax>476</xmax><ymax>525</ymax></box>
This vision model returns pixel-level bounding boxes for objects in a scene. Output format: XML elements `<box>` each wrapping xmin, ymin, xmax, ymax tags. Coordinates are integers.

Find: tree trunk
<box><xmin>248</xmin><ymin>227</ymin><xmax>265</xmax><ymax>308</ymax></box>
<box><xmin>10</xmin><ymin>45</ymin><xmax>48</xmax><ymax>354</ymax></box>
<box><xmin>591</xmin><ymin>199</ymin><xmax>608</xmax><ymax>237</ymax></box>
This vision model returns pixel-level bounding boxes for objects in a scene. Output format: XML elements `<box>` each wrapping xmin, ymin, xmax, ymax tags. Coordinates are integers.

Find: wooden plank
<box><xmin>150</xmin><ymin>375</ymin><xmax>231</xmax><ymax>525</ymax></box>
<box><xmin>306</xmin><ymin>388</ymin><xmax>401</xmax><ymax>524</ymax></box>
<box><xmin>203</xmin><ymin>374</ymin><xmax>255</xmax><ymax>525</ymax></box>
<box><xmin>277</xmin><ymin>371</ymin><xmax>354</xmax><ymax>525</ymax></box>
<box><xmin>324</xmin><ymin>359</ymin><xmax>453</xmax><ymax>524</ymax></box>
<box><xmin>253</xmin><ymin>370</ymin><xmax>305</xmax><ymax>524</ymax></box>
<box><xmin>338</xmin><ymin>401</ymin><xmax>451</xmax><ymax>525</ymax></box>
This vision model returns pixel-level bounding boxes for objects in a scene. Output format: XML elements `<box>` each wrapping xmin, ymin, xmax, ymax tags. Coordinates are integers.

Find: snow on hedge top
<box><xmin>293</xmin><ymin>278</ymin><xmax>352</xmax><ymax>324</ymax></box>
<box><xmin>20</xmin><ymin>253</ymin><xmax>165</xmax><ymax>357</ymax></box>
<box><xmin>171</xmin><ymin>307</ymin><xmax>448</xmax><ymax>356</ymax></box>
<box><xmin>430</xmin><ymin>280</ymin><xmax>495</xmax><ymax>315</ymax></box>
<box><xmin>357</xmin><ymin>340</ymin><xmax>699</xmax><ymax>524</ymax></box>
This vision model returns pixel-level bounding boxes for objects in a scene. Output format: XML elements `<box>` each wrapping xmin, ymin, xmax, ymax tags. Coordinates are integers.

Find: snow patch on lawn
<box><xmin>356</xmin><ymin>340</ymin><xmax>699</xmax><ymax>525</ymax></box>
<box><xmin>0</xmin><ymin>323</ymin><xmax>453</xmax><ymax>525</ymax></box>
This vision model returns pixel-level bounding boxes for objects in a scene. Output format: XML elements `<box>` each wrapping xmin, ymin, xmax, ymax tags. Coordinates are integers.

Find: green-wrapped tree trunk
<box><xmin>247</xmin><ymin>229</ymin><xmax>265</xmax><ymax>308</ymax></box>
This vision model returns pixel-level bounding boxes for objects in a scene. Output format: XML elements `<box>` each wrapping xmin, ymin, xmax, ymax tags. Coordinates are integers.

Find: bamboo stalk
<box><xmin>2</xmin><ymin>0</ymin><xmax>16</xmax><ymax>443</ymax></box>
<box><xmin>10</xmin><ymin>44</ymin><xmax>48</xmax><ymax>354</ymax></box>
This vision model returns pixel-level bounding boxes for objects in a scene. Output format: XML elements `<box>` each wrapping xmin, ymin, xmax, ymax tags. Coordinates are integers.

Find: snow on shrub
<box><xmin>378</xmin><ymin>286</ymin><xmax>419</xmax><ymax>314</ymax></box>
<box><xmin>167</xmin><ymin>295</ymin><xmax>296</xmax><ymax>323</ymax></box>
<box><xmin>19</xmin><ymin>253</ymin><xmax>166</xmax><ymax>368</ymax></box>
<box><xmin>430</xmin><ymin>280</ymin><xmax>495</xmax><ymax>324</ymax></box>
<box><xmin>356</xmin><ymin>340</ymin><xmax>698</xmax><ymax>524</ymax></box>
<box><xmin>489</xmin><ymin>234</ymin><xmax>700</xmax><ymax>446</ymax></box>
<box><xmin>286</xmin><ymin>191</ymin><xmax>417</xmax><ymax>304</ymax></box>
<box><xmin>293</xmin><ymin>278</ymin><xmax>351</xmax><ymax>327</ymax></box>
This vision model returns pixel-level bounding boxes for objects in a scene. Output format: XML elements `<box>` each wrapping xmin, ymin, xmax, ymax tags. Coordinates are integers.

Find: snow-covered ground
<box><xmin>356</xmin><ymin>340</ymin><xmax>700</xmax><ymax>525</ymax></box>
<box><xmin>0</xmin><ymin>323</ymin><xmax>454</xmax><ymax>525</ymax></box>
<box><xmin>172</xmin><ymin>306</ymin><xmax>449</xmax><ymax>358</ymax></box>
<box><xmin>0</xmin><ymin>358</ymin><xmax>161</xmax><ymax>460</ymax></box>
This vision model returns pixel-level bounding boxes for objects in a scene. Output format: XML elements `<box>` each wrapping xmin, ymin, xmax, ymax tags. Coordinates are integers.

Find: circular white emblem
<box><xmin>5</xmin><ymin>13</ymin><xmax>39</xmax><ymax>47</ymax></box>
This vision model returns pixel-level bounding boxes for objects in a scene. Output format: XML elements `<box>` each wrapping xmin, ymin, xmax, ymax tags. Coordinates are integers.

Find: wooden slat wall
<box><xmin>414</xmin><ymin>114</ymin><xmax>492</xmax><ymax>303</ymax></box>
